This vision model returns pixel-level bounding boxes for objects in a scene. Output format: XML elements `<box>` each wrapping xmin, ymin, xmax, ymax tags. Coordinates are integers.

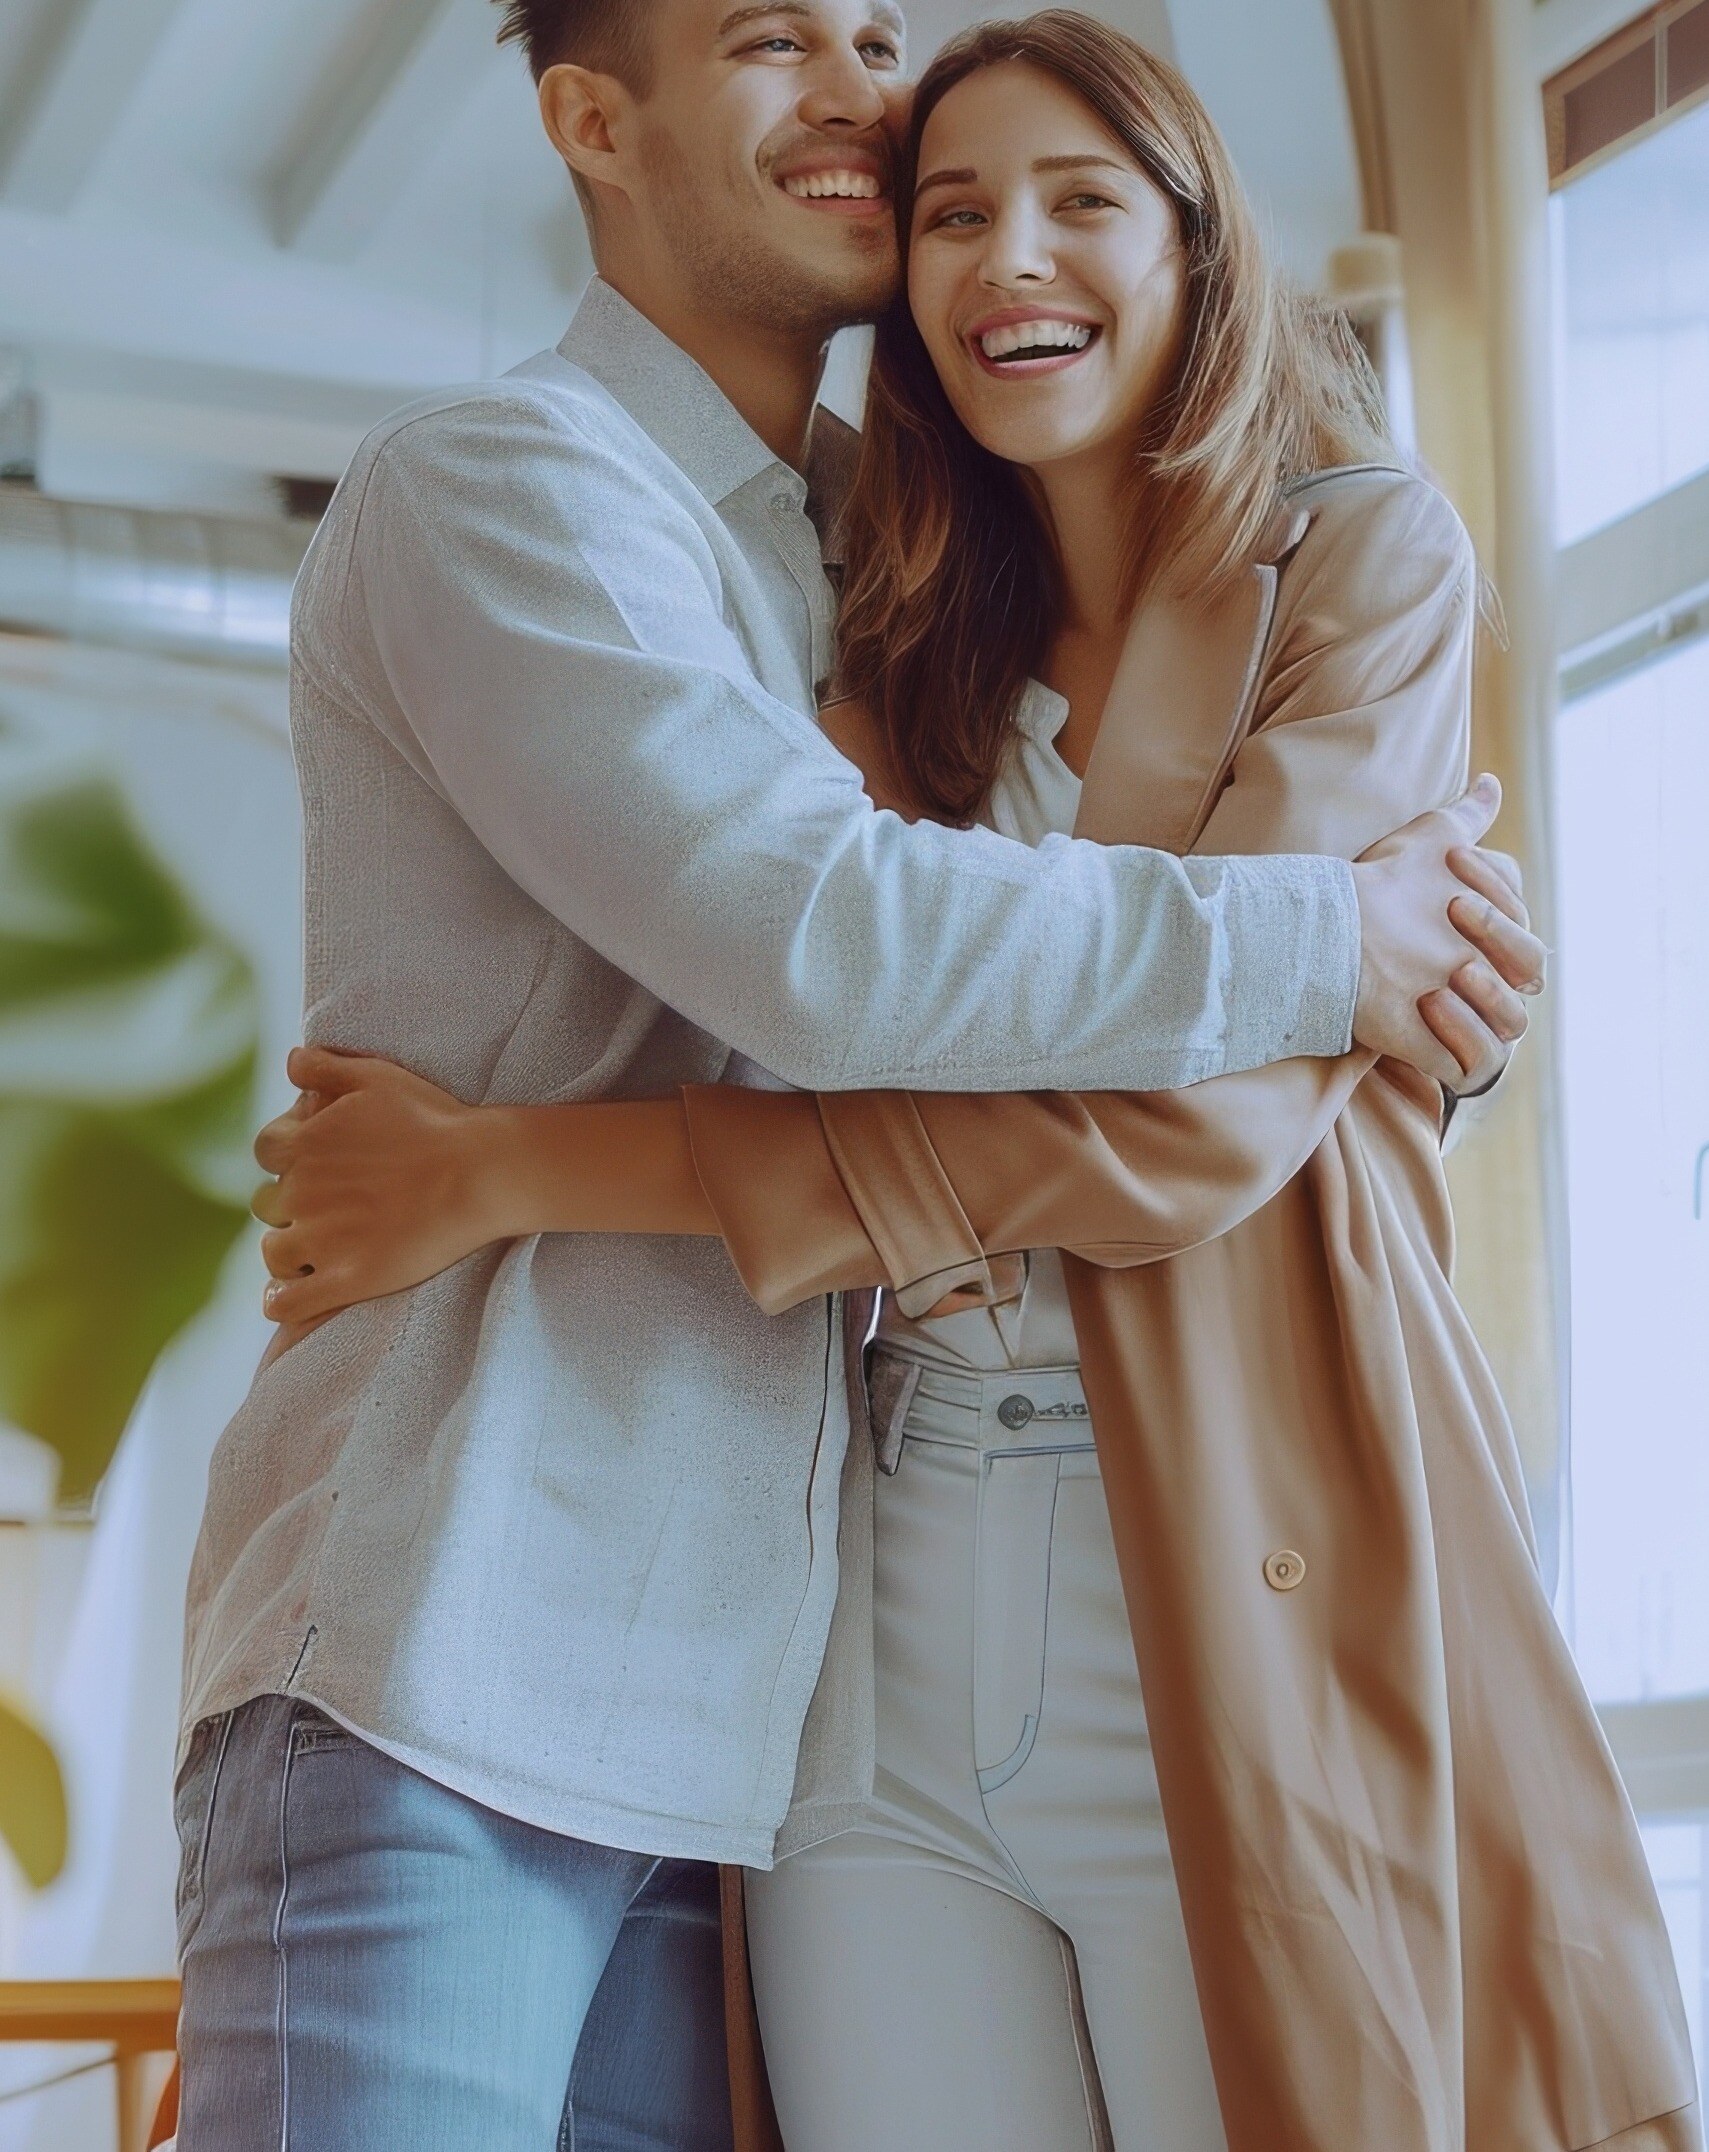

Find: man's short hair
<box><xmin>494</xmin><ymin>0</ymin><xmax>655</xmax><ymax>92</ymax></box>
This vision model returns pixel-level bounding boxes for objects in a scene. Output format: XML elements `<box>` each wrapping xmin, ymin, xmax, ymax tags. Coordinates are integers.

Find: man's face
<box><xmin>631</xmin><ymin>0</ymin><xmax>910</xmax><ymax>340</ymax></box>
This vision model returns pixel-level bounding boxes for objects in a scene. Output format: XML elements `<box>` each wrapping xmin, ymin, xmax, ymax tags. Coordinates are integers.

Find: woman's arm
<box><xmin>253</xmin><ymin>1050</ymin><xmax>888</xmax><ymax>1327</ymax></box>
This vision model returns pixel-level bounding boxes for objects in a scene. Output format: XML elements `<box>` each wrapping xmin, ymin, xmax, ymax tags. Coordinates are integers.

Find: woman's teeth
<box><xmin>782</xmin><ymin>171</ymin><xmax>882</xmax><ymax>199</ymax></box>
<box><xmin>978</xmin><ymin>321</ymin><xmax>1095</xmax><ymax>361</ymax></box>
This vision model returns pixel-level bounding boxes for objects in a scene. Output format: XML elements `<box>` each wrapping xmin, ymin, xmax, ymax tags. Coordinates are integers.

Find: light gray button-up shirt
<box><xmin>180</xmin><ymin>279</ymin><xmax>1360</xmax><ymax>1864</ymax></box>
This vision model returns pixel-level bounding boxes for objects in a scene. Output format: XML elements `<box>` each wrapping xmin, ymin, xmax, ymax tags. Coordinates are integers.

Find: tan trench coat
<box><xmin>683</xmin><ymin>467</ymin><xmax>1701</xmax><ymax>2152</ymax></box>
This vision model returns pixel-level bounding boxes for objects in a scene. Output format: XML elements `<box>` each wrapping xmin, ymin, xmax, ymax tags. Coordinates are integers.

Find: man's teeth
<box><xmin>783</xmin><ymin>171</ymin><xmax>882</xmax><ymax>199</ymax></box>
<box><xmin>979</xmin><ymin>321</ymin><xmax>1095</xmax><ymax>359</ymax></box>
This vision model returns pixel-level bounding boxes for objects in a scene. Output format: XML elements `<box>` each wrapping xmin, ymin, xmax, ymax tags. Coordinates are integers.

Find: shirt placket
<box><xmin>768</xmin><ymin>486</ymin><xmax>837</xmax><ymax>699</ymax></box>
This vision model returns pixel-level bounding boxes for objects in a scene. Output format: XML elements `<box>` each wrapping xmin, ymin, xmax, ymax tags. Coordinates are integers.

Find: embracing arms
<box><xmin>258</xmin><ymin>476</ymin><xmax>1535</xmax><ymax>1326</ymax></box>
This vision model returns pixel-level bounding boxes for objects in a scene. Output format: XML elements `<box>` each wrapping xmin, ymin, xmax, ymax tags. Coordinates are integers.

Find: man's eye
<box><xmin>858</xmin><ymin>38</ymin><xmax>901</xmax><ymax>65</ymax></box>
<box><xmin>748</xmin><ymin>34</ymin><xmax>805</xmax><ymax>53</ymax></box>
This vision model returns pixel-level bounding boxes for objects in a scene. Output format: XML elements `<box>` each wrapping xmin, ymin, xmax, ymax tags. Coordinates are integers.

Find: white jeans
<box><xmin>748</xmin><ymin>1360</ymin><xmax>1228</xmax><ymax>2152</ymax></box>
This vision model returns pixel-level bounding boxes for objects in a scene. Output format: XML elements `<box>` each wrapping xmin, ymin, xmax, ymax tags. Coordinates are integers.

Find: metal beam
<box><xmin>1559</xmin><ymin>464</ymin><xmax>1709</xmax><ymax>699</ymax></box>
<box><xmin>273</xmin><ymin>0</ymin><xmax>506</xmax><ymax>264</ymax></box>
<box><xmin>0</xmin><ymin>0</ymin><xmax>189</xmax><ymax>214</ymax></box>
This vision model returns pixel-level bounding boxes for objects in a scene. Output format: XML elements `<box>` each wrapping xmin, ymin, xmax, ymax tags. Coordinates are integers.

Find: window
<box><xmin>1548</xmin><ymin>22</ymin><xmax>1709</xmax><ymax>2081</ymax></box>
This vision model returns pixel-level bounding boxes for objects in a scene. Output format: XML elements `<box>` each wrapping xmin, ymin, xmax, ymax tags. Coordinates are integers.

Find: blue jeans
<box><xmin>174</xmin><ymin>1695</ymin><xmax>734</xmax><ymax>2151</ymax></box>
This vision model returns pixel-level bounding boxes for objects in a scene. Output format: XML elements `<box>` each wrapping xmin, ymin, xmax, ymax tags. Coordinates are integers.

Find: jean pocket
<box><xmin>288</xmin><ymin>1706</ymin><xmax>362</xmax><ymax>1759</ymax></box>
<box><xmin>173</xmin><ymin>1711</ymin><xmax>234</xmax><ymax>1941</ymax></box>
<box><xmin>973</xmin><ymin>1451</ymin><xmax>1061</xmax><ymax>1797</ymax></box>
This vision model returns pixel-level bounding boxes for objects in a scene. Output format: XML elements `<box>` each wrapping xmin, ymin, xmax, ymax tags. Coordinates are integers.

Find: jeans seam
<box><xmin>271</xmin><ymin>1709</ymin><xmax>301</xmax><ymax>2152</ymax></box>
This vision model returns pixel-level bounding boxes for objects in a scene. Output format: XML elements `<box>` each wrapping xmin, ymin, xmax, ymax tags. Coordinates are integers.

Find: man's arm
<box><xmin>331</xmin><ymin>391</ymin><xmax>1512</xmax><ymax>1094</ymax></box>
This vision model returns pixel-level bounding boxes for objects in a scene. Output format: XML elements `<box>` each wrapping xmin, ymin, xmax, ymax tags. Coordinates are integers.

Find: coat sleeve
<box><xmin>683</xmin><ymin>474</ymin><xmax>1478</xmax><ymax>1316</ymax></box>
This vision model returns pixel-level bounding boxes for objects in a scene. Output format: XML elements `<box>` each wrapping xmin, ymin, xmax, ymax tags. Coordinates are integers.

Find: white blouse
<box><xmin>875</xmin><ymin>679</ymin><xmax>1086</xmax><ymax>1375</ymax></box>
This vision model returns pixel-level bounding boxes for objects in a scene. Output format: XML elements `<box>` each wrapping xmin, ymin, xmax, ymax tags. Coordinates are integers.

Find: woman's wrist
<box><xmin>459</xmin><ymin>1104</ymin><xmax>559</xmax><ymax>1243</ymax></box>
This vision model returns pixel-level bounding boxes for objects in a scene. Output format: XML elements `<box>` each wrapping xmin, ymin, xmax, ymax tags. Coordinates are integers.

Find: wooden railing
<box><xmin>0</xmin><ymin>1981</ymin><xmax>178</xmax><ymax>2152</ymax></box>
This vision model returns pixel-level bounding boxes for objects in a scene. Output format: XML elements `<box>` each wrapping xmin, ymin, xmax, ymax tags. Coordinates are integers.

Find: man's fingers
<box><xmin>1441</xmin><ymin>772</ymin><xmax>1502</xmax><ymax>845</ymax></box>
<box><xmin>1448</xmin><ymin>844</ymin><xmax>1528</xmax><ymax>927</ymax></box>
<box><xmin>1419</xmin><ymin>988</ymin><xmax>1503</xmax><ymax>1085</ymax></box>
<box><xmin>1448</xmin><ymin>893</ymin><xmax>1547</xmax><ymax>994</ymax></box>
<box><xmin>1451</xmin><ymin>957</ymin><xmax>1529</xmax><ymax>1044</ymax></box>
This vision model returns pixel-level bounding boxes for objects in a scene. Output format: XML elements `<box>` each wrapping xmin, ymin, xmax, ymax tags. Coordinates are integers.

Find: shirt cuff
<box><xmin>816</xmin><ymin>1090</ymin><xmax>1001</xmax><ymax>1316</ymax></box>
<box><xmin>1217</xmin><ymin>852</ymin><xmax>1359</xmax><ymax>1071</ymax></box>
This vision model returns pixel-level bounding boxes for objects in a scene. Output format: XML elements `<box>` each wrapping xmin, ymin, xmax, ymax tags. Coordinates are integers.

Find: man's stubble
<box><xmin>645</xmin><ymin>123</ymin><xmax>898</xmax><ymax>343</ymax></box>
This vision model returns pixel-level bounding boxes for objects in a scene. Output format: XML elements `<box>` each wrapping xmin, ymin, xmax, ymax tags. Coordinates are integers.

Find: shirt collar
<box><xmin>559</xmin><ymin>277</ymin><xmax>797</xmax><ymax>510</ymax></box>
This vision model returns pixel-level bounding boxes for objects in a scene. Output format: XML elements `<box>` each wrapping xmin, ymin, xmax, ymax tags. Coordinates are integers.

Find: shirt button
<box><xmin>997</xmin><ymin>1395</ymin><xmax>1035</xmax><ymax>1431</ymax></box>
<box><xmin>1264</xmin><ymin>1549</ymin><xmax>1307</xmax><ymax>1592</ymax></box>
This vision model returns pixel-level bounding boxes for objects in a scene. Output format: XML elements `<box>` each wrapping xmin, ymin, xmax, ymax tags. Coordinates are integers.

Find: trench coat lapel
<box><xmin>1074</xmin><ymin>504</ymin><xmax>1310</xmax><ymax>854</ymax></box>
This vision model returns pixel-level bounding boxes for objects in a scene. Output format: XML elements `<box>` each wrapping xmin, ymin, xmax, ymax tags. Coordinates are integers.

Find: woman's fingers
<box><xmin>260</xmin><ymin>1225</ymin><xmax>316</xmax><ymax>1282</ymax></box>
<box><xmin>253</xmin><ymin>1110</ymin><xmax>302</xmax><ymax>1176</ymax></box>
<box><xmin>1447</xmin><ymin>843</ymin><xmax>1528</xmax><ymax>926</ymax></box>
<box><xmin>285</xmin><ymin>1044</ymin><xmax>385</xmax><ymax>1098</ymax></box>
<box><xmin>251</xmin><ymin>1178</ymin><xmax>290</xmax><ymax>1227</ymax></box>
<box><xmin>1448</xmin><ymin>892</ymin><xmax>1547</xmax><ymax>995</ymax></box>
<box><xmin>263</xmin><ymin>1273</ymin><xmax>351</xmax><ymax>1327</ymax></box>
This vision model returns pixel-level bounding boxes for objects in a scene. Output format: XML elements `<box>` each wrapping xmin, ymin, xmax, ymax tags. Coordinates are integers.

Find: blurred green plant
<box><xmin>0</xmin><ymin>764</ymin><xmax>259</xmax><ymax>1889</ymax></box>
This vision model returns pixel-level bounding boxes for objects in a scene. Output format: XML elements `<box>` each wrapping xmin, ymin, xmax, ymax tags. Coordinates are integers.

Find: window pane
<box><xmin>1551</xmin><ymin>97</ymin><xmax>1709</xmax><ymax>545</ymax></box>
<box><xmin>1558</xmin><ymin>633</ymin><xmax>1709</xmax><ymax>1702</ymax></box>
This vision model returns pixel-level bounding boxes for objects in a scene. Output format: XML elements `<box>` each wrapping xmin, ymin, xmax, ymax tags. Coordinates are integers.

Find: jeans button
<box><xmin>997</xmin><ymin>1394</ymin><xmax>1034</xmax><ymax>1431</ymax></box>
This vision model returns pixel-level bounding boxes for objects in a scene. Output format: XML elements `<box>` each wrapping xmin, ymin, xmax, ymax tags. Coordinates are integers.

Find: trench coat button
<box><xmin>1264</xmin><ymin>1549</ymin><xmax>1307</xmax><ymax>1592</ymax></box>
<box><xmin>997</xmin><ymin>1394</ymin><xmax>1035</xmax><ymax>1431</ymax></box>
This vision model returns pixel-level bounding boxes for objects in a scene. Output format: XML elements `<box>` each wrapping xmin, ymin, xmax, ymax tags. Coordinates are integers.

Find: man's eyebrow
<box><xmin>716</xmin><ymin>2</ymin><xmax>811</xmax><ymax>35</ymax></box>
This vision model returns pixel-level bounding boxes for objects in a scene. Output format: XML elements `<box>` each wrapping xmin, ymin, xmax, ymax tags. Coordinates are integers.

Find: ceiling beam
<box><xmin>273</xmin><ymin>0</ymin><xmax>507</xmax><ymax>264</ymax></box>
<box><xmin>0</xmin><ymin>0</ymin><xmax>190</xmax><ymax>213</ymax></box>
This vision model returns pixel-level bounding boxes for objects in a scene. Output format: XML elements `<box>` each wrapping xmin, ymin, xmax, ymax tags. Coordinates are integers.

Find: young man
<box><xmin>173</xmin><ymin>1</ymin><xmax>1541</xmax><ymax>2145</ymax></box>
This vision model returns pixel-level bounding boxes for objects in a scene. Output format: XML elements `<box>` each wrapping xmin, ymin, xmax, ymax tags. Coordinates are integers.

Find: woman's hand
<box><xmin>252</xmin><ymin>1048</ymin><xmax>506</xmax><ymax>1327</ymax></box>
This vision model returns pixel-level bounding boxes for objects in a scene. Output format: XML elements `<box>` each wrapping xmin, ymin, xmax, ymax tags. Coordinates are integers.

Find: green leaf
<box><xmin>0</xmin><ymin>1695</ymin><xmax>68</xmax><ymax>1888</ymax></box>
<box><xmin>0</xmin><ymin>771</ymin><xmax>260</xmax><ymax>1498</ymax></box>
<box><xmin>0</xmin><ymin>1103</ymin><xmax>250</xmax><ymax>1503</ymax></box>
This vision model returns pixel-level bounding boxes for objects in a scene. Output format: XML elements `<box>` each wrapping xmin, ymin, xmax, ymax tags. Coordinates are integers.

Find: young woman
<box><xmin>251</xmin><ymin>17</ymin><xmax>1696</xmax><ymax>2152</ymax></box>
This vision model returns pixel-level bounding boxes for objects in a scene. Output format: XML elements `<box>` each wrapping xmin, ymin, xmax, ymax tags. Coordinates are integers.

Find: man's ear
<box><xmin>539</xmin><ymin>63</ymin><xmax>632</xmax><ymax>200</ymax></box>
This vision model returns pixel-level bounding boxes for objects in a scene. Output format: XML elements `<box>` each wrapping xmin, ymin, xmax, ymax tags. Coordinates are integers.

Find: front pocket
<box><xmin>173</xmin><ymin>1711</ymin><xmax>234</xmax><ymax>1939</ymax></box>
<box><xmin>289</xmin><ymin>1706</ymin><xmax>362</xmax><ymax>1759</ymax></box>
<box><xmin>972</xmin><ymin>1452</ymin><xmax>1063</xmax><ymax>1796</ymax></box>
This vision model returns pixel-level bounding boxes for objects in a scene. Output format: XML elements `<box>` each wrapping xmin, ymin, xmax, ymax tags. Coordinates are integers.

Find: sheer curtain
<box><xmin>1326</xmin><ymin>0</ymin><xmax>1570</xmax><ymax>1579</ymax></box>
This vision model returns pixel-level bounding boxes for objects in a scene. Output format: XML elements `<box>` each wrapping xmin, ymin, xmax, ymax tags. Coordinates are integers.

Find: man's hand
<box><xmin>1351</xmin><ymin>775</ymin><xmax>1544</xmax><ymax>1084</ymax></box>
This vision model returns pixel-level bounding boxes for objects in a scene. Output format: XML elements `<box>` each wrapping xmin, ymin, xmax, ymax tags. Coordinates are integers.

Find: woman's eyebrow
<box><xmin>1031</xmin><ymin>153</ymin><xmax>1129</xmax><ymax>175</ymax></box>
<box><xmin>915</xmin><ymin>166</ymin><xmax>978</xmax><ymax>196</ymax></box>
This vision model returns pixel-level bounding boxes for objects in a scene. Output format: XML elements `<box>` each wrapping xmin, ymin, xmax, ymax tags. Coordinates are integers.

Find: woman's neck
<box><xmin>1030</xmin><ymin>451</ymin><xmax>1134</xmax><ymax>777</ymax></box>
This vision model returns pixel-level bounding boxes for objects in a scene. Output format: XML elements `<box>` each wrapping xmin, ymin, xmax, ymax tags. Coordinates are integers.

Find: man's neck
<box><xmin>598</xmin><ymin>266</ymin><xmax>828</xmax><ymax>472</ymax></box>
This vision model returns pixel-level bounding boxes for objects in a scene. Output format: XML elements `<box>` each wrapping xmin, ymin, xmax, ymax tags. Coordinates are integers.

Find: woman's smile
<box><xmin>965</xmin><ymin>307</ymin><xmax>1104</xmax><ymax>377</ymax></box>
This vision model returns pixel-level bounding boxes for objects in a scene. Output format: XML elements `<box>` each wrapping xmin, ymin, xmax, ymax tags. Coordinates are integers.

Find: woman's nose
<box><xmin>977</xmin><ymin>205</ymin><xmax>1055</xmax><ymax>289</ymax></box>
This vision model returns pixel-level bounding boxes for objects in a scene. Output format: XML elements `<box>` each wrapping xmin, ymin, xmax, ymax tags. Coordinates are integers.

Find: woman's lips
<box><xmin>966</xmin><ymin>323</ymin><xmax>1103</xmax><ymax>378</ymax></box>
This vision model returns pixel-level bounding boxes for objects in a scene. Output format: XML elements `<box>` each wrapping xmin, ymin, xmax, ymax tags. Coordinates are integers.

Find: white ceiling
<box><xmin>0</xmin><ymin>0</ymin><xmax>1362</xmax><ymax>516</ymax></box>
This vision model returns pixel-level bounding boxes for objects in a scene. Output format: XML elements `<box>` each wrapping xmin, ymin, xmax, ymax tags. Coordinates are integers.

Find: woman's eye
<box><xmin>1062</xmin><ymin>191</ymin><xmax>1116</xmax><ymax>212</ymax></box>
<box><xmin>928</xmin><ymin>207</ymin><xmax>987</xmax><ymax>231</ymax></box>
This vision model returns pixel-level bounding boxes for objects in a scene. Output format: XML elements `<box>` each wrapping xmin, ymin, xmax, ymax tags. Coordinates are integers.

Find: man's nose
<box><xmin>798</xmin><ymin>49</ymin><xmax>890</xmax><ymax>133</ymax></box>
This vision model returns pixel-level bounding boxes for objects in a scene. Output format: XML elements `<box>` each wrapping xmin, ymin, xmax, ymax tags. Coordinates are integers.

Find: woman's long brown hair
<box><xmin>834</xmin><ymin>11</ymin><xmax>1393</xmax><ymax>823</ymax></box>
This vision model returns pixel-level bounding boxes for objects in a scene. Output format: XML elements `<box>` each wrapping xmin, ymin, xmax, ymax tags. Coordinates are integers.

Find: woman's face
<box><xmin>907</xmin><ymin>61</ymin><xmax>1186</xmax><ymax>476</ymax></box>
